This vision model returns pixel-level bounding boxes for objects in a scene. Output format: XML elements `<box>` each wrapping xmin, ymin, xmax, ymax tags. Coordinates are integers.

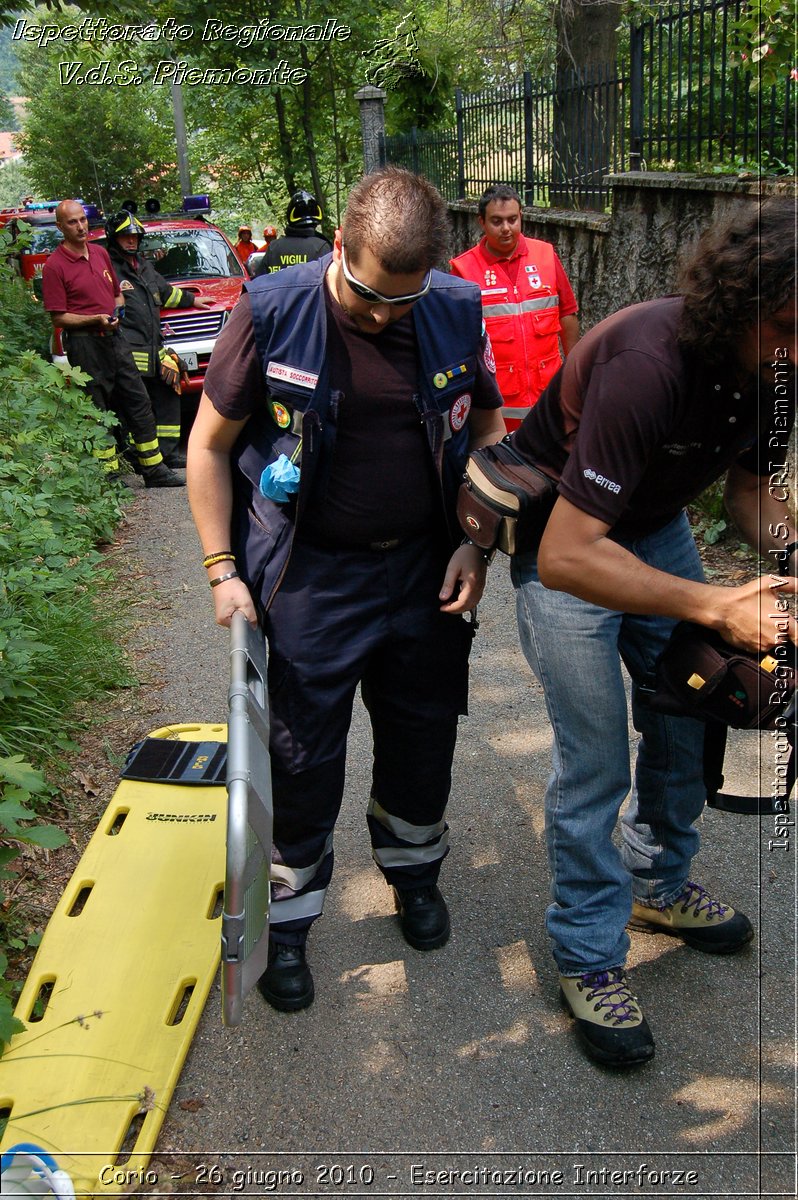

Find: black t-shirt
<box><xmin>513</xmin><ymin>296</ymin><xmax>777</xmax><ymax>539</ymax></box>
<box><xmin>204</xmin><ymin>281</ymin><xmax>500</xmax><ymax>548</ymax></box>
<box><xmin>297</xmin><ymin>287</ymin><xmax>436</xmax><ymax>546</ymax></box>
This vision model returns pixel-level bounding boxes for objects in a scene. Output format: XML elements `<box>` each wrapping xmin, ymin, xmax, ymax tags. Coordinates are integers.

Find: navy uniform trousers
<box><xmin>261</xmin><ymin>533</ymin><xmax>474</xmax><ymax>946</ymax></box>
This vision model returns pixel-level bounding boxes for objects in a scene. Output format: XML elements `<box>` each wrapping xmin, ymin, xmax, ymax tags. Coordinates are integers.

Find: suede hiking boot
<box><xmin>393</xmin><ymin>884</ymin><xmax>450</xmax><ymax>950</ymax></box>
<box><xmin>257</xmin><ymin>941</ymin><xmax>314</xmax><ymax>1012</ymax></box>
<box><xmin>560</xmin><ymin>968</ymin><xmax>655</xmax><ymax>1068</ymax></box>
<box><xmin>629</xmin><ymin>881</ymin><xmax>754</xmax><ymax>954</ymax></box>
<box><xmin>141</xmin><ymin>463</ymin><xmax>185</xmax><ymax>488</ymax></box>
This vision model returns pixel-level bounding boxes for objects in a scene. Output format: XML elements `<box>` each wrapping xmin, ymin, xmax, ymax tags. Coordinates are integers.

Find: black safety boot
<box><xmin>257</xmin><ymin>940</ymin><xmax>314</xmax><ymax>1012</ymax></box>
<box><xmin>393</xmin><ymin>884</ymin><xmax>451</xmax><ymax>950</ymax></box>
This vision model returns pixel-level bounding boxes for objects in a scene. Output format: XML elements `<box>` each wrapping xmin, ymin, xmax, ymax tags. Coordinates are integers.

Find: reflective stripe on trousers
<box><xmin>367</xmin><ymin>797</ymin><xmax>450</xmax><ymax>870</ymax></box>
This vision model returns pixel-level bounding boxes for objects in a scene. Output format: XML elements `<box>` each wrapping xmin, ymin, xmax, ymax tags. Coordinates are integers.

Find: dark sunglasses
<box><xmin>340</xmin><ymin>243</ymin><xmax>432</xmax><ymax>306</ymax></box>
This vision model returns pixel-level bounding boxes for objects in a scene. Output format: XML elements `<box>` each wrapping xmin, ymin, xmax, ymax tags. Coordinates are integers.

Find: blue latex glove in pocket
<box><xmin>259</xmin><ymin>453</ymin><xmax>301</xmax><ymax>503</ymax></box>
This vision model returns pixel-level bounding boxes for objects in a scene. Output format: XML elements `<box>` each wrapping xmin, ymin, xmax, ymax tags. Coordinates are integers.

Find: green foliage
<box><xmin>0</xmin><ymin>227</ymin><xmax>51</xmax><ymax>353</ymax></box>
<box><xmin>0</xmin><ymin>341</ymin><xmax>131</xmax><ymax>758</ymax></box>
<box><xmin>0</xmin><ymin>87</ymin><xmax>14</xmax><ymax>129</ymax></box>
<box><xmin>0</xmin><ymin>229</ymin><xmax>134</xmax><ymax>1049</ymax></box>
<box><xmin>0</xmin><ymin>156</ymin><xmax>35</xmax><ymax>210</ymax></box>
<box><xmin>14</xmin><ymin>14</ymin><xmax>181</xmax><ymax>209</ymax></box>
<box><xmin>730</xmin><ymin>0</ymin><xmax>796</xmax><ymax>91</ymax></box>
<box><xmin>690</xmin><ymin>479</ymin><xmax>731</xmax><ymax>545</ymax></box>
<box><xmin>0</xmin><ymin>756</ymin><xmax>68</xmax><ymax>1046</ymax></box>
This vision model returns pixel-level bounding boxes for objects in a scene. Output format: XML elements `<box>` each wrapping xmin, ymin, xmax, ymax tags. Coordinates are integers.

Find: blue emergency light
<box><xmin>182</xmin><ymin>194</ymin><xmax>211</xmax><ymax>214</ymax></box>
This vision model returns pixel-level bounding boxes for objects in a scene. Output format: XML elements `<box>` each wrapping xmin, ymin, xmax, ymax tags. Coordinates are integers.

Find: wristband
<box><xmin>778</xmin><ymin>540</ymin><xmax>798</xmax><ymax>577</ymax></box>
<box><xmin>461</xmin><ymin>535</ymin><xmax>495</xmax><ymax>564</ymax></box>
<box><xmin>209</xmin><ymin>571</ymin><xmax>240</xmax><ymax>588</ymax></box>
<box><xmin>203</xmin><ymin>551</ymin><xmax>235</xmax><ymax>569</ymax></box>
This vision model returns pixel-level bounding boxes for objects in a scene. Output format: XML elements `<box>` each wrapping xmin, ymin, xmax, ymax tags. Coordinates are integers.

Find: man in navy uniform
<box><xmin>188</xmin><ymin>167</ymin><xmax>505</xmax><ymax>1011</ymax></box>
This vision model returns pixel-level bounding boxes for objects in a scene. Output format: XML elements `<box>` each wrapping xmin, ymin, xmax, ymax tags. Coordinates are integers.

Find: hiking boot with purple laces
<box><xmin>629</xmin><ymin>880</ymin><xmax>754</xmax><ymax>954</ymax></box>
<box><xmin>560</xmin><ymin>968</ymin><xmax>655</xmax><ymax>1068</ymax></box>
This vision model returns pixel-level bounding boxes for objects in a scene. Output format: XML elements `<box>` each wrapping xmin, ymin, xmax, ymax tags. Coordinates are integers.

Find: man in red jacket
<box><xmin>450</xmin><ymin>185</ymin><xmax>580</xmax><ymax>429</ymax></box>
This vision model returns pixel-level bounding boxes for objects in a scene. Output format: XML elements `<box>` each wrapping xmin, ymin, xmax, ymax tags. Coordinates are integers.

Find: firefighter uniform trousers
<box><xmin>262</xmin><ymin>533</ymin><xmax>474</xmax><ymax>946</ymax></box>
<box><xmin>144</xmin><ymin>374</ymin><xmax>181</xmax><ymax>460</ymax></box>
<box><xmin>63</xmin><ymin>329</ymin><xmax>163</xmax><ymax>470</ymax></box>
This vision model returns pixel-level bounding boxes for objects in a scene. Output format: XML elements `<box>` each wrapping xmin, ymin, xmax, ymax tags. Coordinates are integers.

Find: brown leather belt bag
<box><xmin>456</xmin><ymin>437</ymin><xmax>558</xmax><ymax>556</ymax></box>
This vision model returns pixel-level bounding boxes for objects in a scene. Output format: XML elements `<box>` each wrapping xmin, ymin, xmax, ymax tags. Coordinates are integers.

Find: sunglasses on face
<box><xmin>340</xmin><ymin>243</ymin><xmax>432</xmax><ymax>306</ymax></box>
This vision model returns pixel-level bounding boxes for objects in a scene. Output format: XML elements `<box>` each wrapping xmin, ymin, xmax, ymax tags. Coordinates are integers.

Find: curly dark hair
<box><xmin>342</xmin><ymin>166</ymin><xmax>450</xmax><ymax>273</ymax></box>
<box><xmin>678</xmin><ymin>197</ymin><xmax>796</xmax><ymax>363</ymax></box>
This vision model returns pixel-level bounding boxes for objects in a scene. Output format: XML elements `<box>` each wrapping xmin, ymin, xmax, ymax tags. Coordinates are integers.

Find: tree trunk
<box><xmin>552</xmin><ymin>0</ymin><xmax>619</xmax><ymax>210</ymax></box>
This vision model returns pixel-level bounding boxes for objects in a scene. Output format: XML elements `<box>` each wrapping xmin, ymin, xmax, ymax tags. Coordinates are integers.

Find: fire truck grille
<box><xmin>160</xmin><ymin>311</ymin><xmax>225</xmax><ymax>340</ymax></box>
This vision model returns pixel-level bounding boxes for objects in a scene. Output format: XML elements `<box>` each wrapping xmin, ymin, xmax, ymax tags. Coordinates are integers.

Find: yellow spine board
<box><xmin>0</xmin><ymin>725</ymin><xmax>227</xmax><ymax>1196</ymax></box>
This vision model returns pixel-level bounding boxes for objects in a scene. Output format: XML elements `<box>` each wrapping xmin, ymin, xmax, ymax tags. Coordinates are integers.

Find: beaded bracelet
<box><xmin>209</xmin><ymin>571</ymin><xmax>240</xmax><ymax>589</ymax></box>
<box><xmin>203</xmin><ymin>551</ymin><xmax>236</xmax><ymax>569</ymax></box>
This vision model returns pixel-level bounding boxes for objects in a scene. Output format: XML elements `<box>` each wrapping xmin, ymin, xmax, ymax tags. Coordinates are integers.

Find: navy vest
<box><xmin>233</xmin><ymin>256</ymin><xmax>483</xmax><ymax>610</ymax></box>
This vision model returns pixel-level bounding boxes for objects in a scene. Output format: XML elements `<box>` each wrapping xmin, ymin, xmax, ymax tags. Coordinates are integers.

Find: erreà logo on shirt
<box><xmin>267</xmin><ymin>361</ymin><xmax>319</xmax><ymax>389</ymax></box>
<box><xmin>583</xmin><ymin>468</ymin><xmax>621</xmax><ymax>494</ymax></box>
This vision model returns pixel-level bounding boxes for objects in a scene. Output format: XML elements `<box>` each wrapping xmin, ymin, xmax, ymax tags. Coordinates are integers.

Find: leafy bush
<box><xmin>0</xmin><ymin>232</ymin><xmax>134</xmax><ymax>1046</ymax></box>
<box><xmin>0</xmin><ymin>756</ymin><xmax>68</xmax><ymax>1045</ymax></box>
<box><xmin>689</xmin><ymin>479</ymin><xmax>729</xmax><ymax>545</ymax></box>
<box><xmin>0</xmin><ymin>351</ymin><xmax>131</xmax><ymax>752</ymax></box>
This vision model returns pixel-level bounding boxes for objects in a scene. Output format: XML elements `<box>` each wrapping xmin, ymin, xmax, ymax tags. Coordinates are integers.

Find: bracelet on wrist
<box><xmin>209</xmin><ymin>570</ymin><xmax>240</xmax><ymax>589</ymax></box>
<box><xmin>461</xmin><ymin>535</ymin><xmax>495</xmax><ymax>564</ymax></box>
<box><xmin>778</xmin><ymin>540</ymin><xmax>798</xmax><ymax>577</ymax></box>
<box><xmin>203</xmin><ymin>551</ymin><xmax>236</xmax><ymax>569</ymax></box>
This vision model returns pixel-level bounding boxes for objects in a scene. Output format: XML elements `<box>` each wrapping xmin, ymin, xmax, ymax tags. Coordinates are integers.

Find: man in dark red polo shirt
<box><xmin>42</xmin><ymin>199</ymin><xmax>181</xmax><ymax>487</ymax></box>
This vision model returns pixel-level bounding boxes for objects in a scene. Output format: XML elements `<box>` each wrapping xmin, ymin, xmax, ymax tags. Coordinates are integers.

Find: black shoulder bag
<box><xmin>641</xmin><ymin>621</ymin><xmax>796</xmax><ymax>815</ymax></box>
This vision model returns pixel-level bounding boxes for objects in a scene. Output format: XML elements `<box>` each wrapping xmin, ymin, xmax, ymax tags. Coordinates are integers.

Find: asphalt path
<box><xmin>120</xmin><ymin>477</ymin><xmax>796</xmax><ymax>1200</ymax></box>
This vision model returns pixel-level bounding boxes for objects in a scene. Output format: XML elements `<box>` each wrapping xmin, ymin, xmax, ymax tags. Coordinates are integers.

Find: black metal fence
<box><xmin>381</xmin><ymin>0</ymin><xmax>795</xmax><ymax>210</ymax></box>
<box><xmin>630</xmin><ymin>0</ymin><xmax>795</xmax><ymax>172</ymax></box>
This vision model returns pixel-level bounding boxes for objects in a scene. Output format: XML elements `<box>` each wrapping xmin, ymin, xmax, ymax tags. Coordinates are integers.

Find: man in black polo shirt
<box><xmin>41</xmin><ymin>200</ymin><xmax>181</xmax><ymax>487</ymax></box>
<box><xmin>511</xmin><ymin>198</ymin><xmax>796</xmax><ymax>1067</ymax></box>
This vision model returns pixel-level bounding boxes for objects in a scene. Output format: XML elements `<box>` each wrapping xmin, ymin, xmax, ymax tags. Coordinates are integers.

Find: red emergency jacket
<box><xmin>450</xmin><ymin>236</ymin><xmax>562</xmax><ymax>427</ymax></box>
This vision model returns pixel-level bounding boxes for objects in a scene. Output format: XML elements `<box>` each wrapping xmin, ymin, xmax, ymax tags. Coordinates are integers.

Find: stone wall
<box><xmin>448</xmin><ymin>173</ymin><xmax>795</xmax><ymax>333</ymax></box>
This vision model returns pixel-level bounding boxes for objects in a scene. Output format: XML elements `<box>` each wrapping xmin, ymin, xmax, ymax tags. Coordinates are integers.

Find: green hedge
<box><xmin>0</xmin><ymin>233</ymin><xmax>133</xmax><ymax>1045</ymax></box>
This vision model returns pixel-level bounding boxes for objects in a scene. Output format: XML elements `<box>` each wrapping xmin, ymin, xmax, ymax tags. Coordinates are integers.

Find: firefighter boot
<box><xmin>141</xmin><ymin>463</ymin><xmax>185</xmax><ymax>488</ymax></box>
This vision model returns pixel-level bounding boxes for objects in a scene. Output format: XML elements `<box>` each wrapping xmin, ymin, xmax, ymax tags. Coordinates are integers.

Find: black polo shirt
<box><xmin>513</xmin><ymin>296</ymin><xmax>778</xmax><ymax>539</ymax></box>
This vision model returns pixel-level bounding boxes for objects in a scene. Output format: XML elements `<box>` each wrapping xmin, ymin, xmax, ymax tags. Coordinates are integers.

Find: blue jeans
<box><xmin>512</xmin><ymin>511</ymin><xmax>707</xmax><ymax>976</ymax></box>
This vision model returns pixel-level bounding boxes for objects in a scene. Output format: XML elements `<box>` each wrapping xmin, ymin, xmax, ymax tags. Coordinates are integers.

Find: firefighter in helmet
<box><xmin>252</xmin><ymin>191</ymin><xmax>332</xmax><ymax>276</ymax></box>
<box><xmin>235</xmin><ymin>225</ymin><xmax>257</xmax><ymax>263</ymax></box>
<box><xmin>105</xmin><ymin>208</ymin><xmax>211</xmax><ymax>468</ymax></box>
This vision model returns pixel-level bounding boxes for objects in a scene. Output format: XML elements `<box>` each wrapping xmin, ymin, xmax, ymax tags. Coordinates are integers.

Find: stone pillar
<box><xmin>354</xmin><ymin>86</ymin><xmax>387</xmax><ymax>175</ymax></box>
